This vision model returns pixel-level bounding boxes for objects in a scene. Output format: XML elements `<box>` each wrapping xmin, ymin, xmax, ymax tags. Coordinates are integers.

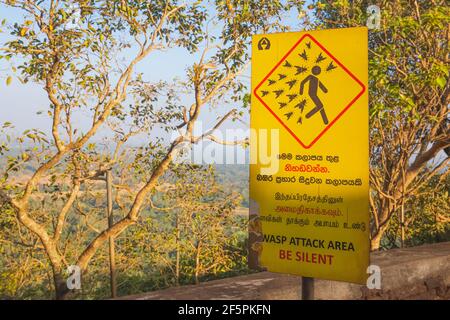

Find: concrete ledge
<box><xmin>122</xmin><ymin>242</ymin><xmax>450</xmax><ymax>300</ymax></box>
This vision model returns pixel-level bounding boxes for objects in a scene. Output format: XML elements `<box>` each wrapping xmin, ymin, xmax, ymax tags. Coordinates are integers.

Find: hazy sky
<box><xmin>0</xmin><ymin>3</ymin><xmax>307</xmax><ymax>142</ymax></box>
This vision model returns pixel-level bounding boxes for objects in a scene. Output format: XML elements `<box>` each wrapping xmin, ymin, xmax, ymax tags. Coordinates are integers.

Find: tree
<box><xmin>122</xmin><ymin>165</ymin><xmax>245</xmax><ymax>287</ymax></box>
<box><xmin>312</xmin><ymin>0</ymin><xmax>449</xmax><ymax>249</ymax></box>
<box><xmin>162</xmin><ymin>165</ymin><xmax>244</xmax><ymax>285</ymax></box>
<box><xmin>383</xmin><ymin>173</ymin><xmax>449</xmax><ymax>248</ymax></box>
<box><xmin>0</xmin><ymin>0</ymin><xmax>301</xmax><ymax>299</ymax></box>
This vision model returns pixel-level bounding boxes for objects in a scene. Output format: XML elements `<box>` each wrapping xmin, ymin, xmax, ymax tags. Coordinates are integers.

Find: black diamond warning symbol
<box><xmin>253</xmin><ymin>34</ymin><xmax>366</xmax><ymax>149</ymax></box>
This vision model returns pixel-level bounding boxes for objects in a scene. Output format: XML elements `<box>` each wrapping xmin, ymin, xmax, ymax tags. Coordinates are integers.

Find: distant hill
<box><xmin>215</xmin><ymin>164</ymin><xmax>249</xmax><ymax>208</ymax></box>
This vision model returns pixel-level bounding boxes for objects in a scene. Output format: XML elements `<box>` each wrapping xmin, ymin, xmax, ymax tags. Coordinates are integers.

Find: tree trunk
<box><xmin>14</xmin><ymin>206</ymin><xmax>71</xmax><ymax>299</ymax></box>
<box><xmin>175</xmin><ymin>213</ymin><xmax>180</xmax><ymax>286</ymax></box>
<box><xmin>194</xmin><ymin>242</ymin><xmax>201</xmax><ymax>285</ymax></box>
<box><xmin>370</xmin><ymin>224</ymin><xmax>389</xmax><ymax>251</ymax></box>
<box><xmin>53</xmin><ymin>270</ymin><xmax>70</xmax><ymax>300</ymax></box>
<box><xmin>370</xmin><ymin>232</ymin><xmax>383</xmax><ymax>251</ymax></box>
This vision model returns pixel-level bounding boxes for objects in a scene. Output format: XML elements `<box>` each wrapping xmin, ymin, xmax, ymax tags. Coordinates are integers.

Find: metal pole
<box><xmin>400</xmin><ymin>166</ymin><xmax>406</xmax><ymax>248</ymax></box>
<box><xmin>301</xmin><ymin>277</ymin><xmax>314</xmax><ymax>300</ymax></box>
<box><xmin>400</xmin><ymin>202</ymin><xmax>405</xmax><ymax>248</ymax></box>
<box><xmin>106</xmin><ymin>169</ymin><xmax>117</xmax><ymax>298</ymax></box>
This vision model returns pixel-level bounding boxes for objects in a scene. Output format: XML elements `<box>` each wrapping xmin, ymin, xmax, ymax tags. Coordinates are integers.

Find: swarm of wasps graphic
<box><xmin>259</xmin><ymin>41</ymin><xmax>338</xmax><ymax>125</ymax></box>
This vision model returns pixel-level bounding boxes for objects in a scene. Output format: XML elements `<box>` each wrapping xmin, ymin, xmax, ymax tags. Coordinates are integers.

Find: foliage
<box><xmin>312</xmin><ymin>0</ymin><xmax>449</xmax><ymax>249</ymax></box>
<box><xmin>0</xmin><ymin>0</ymin><xmax>301</xmax><ymax>299</ymax></box>
<box><xmin>0</xmin><ymin>0</ymin><xmax>448</xmax><ymax>300</ymax></box>
<box><xmin>383</xmin><ymin>173</ymin><xmax>450</xmax><ymax>249</ymax></box>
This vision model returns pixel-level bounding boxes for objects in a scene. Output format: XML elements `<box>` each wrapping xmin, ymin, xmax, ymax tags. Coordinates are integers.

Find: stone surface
<box><xmin>120</xmin><ymin>242</ymin><xmax>450</xmax><ymax>300</ymax></box>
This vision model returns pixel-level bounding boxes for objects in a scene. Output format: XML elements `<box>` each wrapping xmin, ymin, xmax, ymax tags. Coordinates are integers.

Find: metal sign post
<box><xmin>106</xmin><ymin>169</ymin><xmax>117</xmax><ymax>298</ymax></box>
<box><xmin>301</xmin><ymin>277</ymin><xmax>314</xmax><ymax>300</ymax></box>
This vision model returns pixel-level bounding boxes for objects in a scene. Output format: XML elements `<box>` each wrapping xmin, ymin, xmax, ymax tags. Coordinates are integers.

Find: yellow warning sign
<box><xmin>249</xmin><ymin>27</ymin><xmax>369</xmax><ymax>284</ymax></box>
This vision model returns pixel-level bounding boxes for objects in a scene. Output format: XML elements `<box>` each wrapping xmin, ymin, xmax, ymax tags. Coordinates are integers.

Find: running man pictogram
<box><xmin>300</xmin><ymin>65</ymin><xmax>329</xmax><ymax>125</ymax></box>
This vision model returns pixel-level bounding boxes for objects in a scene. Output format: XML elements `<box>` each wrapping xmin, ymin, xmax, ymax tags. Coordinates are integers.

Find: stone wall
<box><xmin>122</xmin><ymin>242</ymin><xmax>450</xmax><ymax>300</ymax></box>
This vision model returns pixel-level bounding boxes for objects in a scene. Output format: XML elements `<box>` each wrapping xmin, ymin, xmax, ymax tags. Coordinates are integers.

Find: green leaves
<box><xmin>313</xmin><ymin>0</ymin><xmax>449</xmax><ymax>248</ymax></box>
<box><xmin>399</xmin><ymin>93</ymin><xmax>416</xmax><ymax>111</ymax></box>
<box><xmin>0</xmin><ymin>0</ymin><xmax>306</xmax><ymax>299</ymax></box>
<box><xmin>436</xmin><ymin>77</ymin><xmax>446</xmax><ymax>89</ymax></box>
<box><xmin>19</xmin><ymin>27</ymin><xmax>28</xmax><ymax>36</ymax></box>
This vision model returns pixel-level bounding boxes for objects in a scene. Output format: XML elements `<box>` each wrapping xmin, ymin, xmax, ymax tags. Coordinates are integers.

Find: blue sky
<box><xmin>0</xmin><ymin>2</ymin><xmax>310</xmax><ymax>145</ymax></box>
<box><xmin>0</xmin><ymin>4</ymin><xmax>217</xmax><ymax>136</ymax></box>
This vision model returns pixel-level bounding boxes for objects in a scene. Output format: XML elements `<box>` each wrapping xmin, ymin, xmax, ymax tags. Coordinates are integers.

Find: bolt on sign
<box><xmin>249</xmin><ymin>27</ymin><xmax>369</xmax><ymax>284</ymax></box>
